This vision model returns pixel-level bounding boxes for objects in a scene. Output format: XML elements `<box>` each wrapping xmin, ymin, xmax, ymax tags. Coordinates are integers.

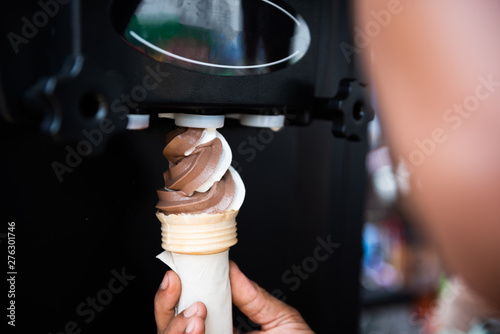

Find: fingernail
<box><xmin>185</xmin><ymin>318</ymin><xmax>196</xmax><ymax>333</ymax></box>
<box><xmin>184</xmin><ymin>303</ymin><xmax>198</xmax><ymax>318</ymax></box>
<box><xmin>160</xmin><ymin>271</ymin><xmax>169</xmax><ymax>290</ymax></box>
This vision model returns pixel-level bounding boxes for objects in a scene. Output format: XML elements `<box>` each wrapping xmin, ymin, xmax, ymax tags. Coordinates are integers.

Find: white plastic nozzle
<box><xmin>158</xmin><ymin>113</ymin><xmax>225</xmax><ymax>128</ymax></box>
<box><xmin>126</xmin><ymin>114</ymin><xmax>150</xmax><ymax>130</ymax></box>
<box><xmin>239</xmin><ymin>114</ymin><xmax>285</xmax><ymax>129</ymax></box>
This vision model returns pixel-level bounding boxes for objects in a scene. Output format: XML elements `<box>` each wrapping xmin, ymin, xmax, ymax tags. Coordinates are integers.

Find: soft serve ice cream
<box><xmin>156</xmin><ymin>127</ymin><xmax>245</xmax><ymax>214</ymax></box>
<box><xmin>155</xmin><ymin>126</ymin><xmax>244</xmax><ymax>334</ymax></box>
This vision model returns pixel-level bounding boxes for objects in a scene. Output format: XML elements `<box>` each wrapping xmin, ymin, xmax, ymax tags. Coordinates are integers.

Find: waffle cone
<box><xmin>156</xmin><ymin>210</ymin><xmax>238</xmax><ymax>255</ymax></box>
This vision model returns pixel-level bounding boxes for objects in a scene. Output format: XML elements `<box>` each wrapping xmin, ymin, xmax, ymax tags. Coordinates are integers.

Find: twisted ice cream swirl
<box><xmin>156</xmin><ymin>127</ymin><xmax>244</xmax><ymax>215</ymax></box>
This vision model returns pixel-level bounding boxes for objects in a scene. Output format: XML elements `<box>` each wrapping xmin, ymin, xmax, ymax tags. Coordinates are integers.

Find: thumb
<box><xmin>229</xmin><ymin>261</ymin><xmax>303</xmax><ymax>330</ymax></box>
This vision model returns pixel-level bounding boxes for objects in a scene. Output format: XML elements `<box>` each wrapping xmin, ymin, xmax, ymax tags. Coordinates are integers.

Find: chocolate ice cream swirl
<box><xmin>156</xmin><ymin>127</ymin><xmax>236</xmax><ymax>215</ymax></box>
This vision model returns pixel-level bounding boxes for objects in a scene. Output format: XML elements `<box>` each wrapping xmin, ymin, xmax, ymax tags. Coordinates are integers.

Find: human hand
<box><xmin>154</xmin><ymin>261</ymin><xmax>314</xmax><ymax>334</ymax></box>
<box><xmin>230</xmin><ymin>261</ymin><xmax>315</xmax><ymax>334</ymax></box>
<box><xmin>154</xmin><ymin>270</ymin><xmax>207</xmax><ymax>334</ymax></box>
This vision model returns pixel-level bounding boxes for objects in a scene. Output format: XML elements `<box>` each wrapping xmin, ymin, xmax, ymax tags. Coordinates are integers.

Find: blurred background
<box><xmin>360</xmin><ymin>116</ymin><xmax>445</xmax><ymax>334</ymax></box>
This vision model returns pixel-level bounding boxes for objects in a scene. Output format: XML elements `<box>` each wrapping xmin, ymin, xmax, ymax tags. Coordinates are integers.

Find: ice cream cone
<box><xmin>155</xmin><ymin>127</ymin><xmax>244</xmax><ymax>334</ymax></box>
<box><xmin>156</xmin><ymin>209</ymin><xmax>238</xmax><ymax>334</ymax></box>
<box><xmin>156</xmin><ymin>210</ymin><xmax>238</xmax><ymax>255</ymax></box>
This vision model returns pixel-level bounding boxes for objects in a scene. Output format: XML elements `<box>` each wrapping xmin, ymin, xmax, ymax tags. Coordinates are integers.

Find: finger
<box><xmin>155</xmin><ymin>270</ymin><xmax>182</xmax><ymax>334</ymax></box>
<box><xmin>165</xmin><ymin>302</ymin><xmax>207</xmax><ymax>334</ymax></box>
<box><xmin>229</xmin><ymin>261</ymin><xmax>302</xmax><ymax>329</ymax></box>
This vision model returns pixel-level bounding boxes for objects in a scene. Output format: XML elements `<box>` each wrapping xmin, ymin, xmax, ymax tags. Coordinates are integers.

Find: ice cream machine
<box><xmin>1</xmin><ymin>0</ymin><xmax>373</xmax><ymax>333</ymax></box>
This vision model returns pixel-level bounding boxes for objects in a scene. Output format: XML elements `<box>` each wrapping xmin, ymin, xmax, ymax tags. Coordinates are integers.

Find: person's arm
<box><xmin>229</xmin><ymin>261</ymin><xmax>314</xmax><ymax>334</ymax></box>
<box><xmin>355</xmin><ymin>0</ymin><xmax>500</xmax><ymax>310</ymax></box>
